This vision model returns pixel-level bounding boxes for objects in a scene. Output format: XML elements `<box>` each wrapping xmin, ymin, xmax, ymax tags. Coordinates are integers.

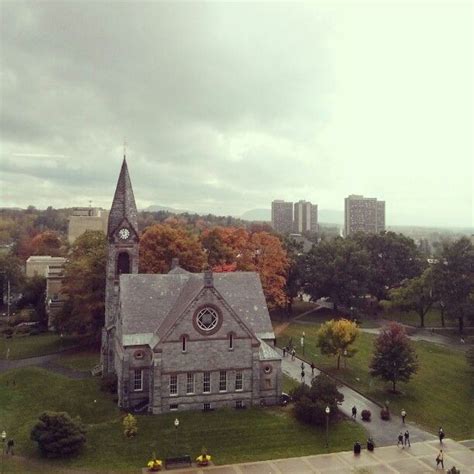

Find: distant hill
<box><xmin>142</xmin><ymin>204</ymin><xmax>189</xmax><ymax>214</ymax></box>
<box><xmin>240</xmin><ymin>209</ymin><xmax>271</xmax><ymax>221</ymax></box>
<box><xmin>240</xmin><ymin>208</ymin><xmax>344</xmax><ymax>225</ymax></box>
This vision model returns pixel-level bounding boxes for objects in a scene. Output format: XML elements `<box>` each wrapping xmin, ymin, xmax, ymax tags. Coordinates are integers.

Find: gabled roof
<box><xmin>119</xmin><ymin>271</ymin><xmax>274</xmax><ymax>344</ymax></box>
<box><xmin>107</xmin><ymin>158</ymin><xmax>139</xmax><ymax>238</ymax></box>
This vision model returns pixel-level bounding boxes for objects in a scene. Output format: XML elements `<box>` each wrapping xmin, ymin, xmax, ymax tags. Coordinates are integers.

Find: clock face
<box><xmin>118</xmin><ymin>228</ymin><xmax>130</xmax><ymax>240</ymax></box>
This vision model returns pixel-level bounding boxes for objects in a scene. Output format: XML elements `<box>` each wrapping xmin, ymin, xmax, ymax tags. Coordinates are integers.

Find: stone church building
<box><xmin>101</xmin><ymin>158</ymin><xmax>282</xmax><ymax>414</ymax></box>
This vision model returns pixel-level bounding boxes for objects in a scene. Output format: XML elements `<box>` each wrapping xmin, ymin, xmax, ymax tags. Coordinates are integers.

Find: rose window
<box><xmin>196</xmin><ymin>307</ymin><xmax>219</xmax><ymax>332</ymax></box>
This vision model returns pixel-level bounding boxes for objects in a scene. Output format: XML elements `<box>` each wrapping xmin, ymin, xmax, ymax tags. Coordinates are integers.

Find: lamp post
<box><xmin>174</xmin><ymin>418</ymin><xmax>179</xmax><ymax>454</ymax></box>
<box><xmin>325</xmin><ymin>406</ymin><xmax>330</xmax><ymax>448</ymax></box>
<box><xmin>343</xmin><ymin>349</ymin><xmax>348</xmax><ymax>368</ymax></box>
<box><xmin>301</xmin><ymin>331</ymin><xmax>306</xmax><ymax>356</ymax></box>
<box><xmin>1</xmin><ymin>430</ymin><xmax>6</xmax><ymax>474</ymax></box>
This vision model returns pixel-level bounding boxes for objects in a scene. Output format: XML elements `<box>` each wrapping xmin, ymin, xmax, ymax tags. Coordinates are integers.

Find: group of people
<box><xmin>397</xmin><ymin>430</ymin><xmax>411</xmax><ymax>448</ymax></box>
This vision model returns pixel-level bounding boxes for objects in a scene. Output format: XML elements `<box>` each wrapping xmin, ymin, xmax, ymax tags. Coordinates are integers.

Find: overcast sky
<box><xmin>0</xmin><ymin>1</ymin><xmax>472</xmax><ymax>227</ymax></box>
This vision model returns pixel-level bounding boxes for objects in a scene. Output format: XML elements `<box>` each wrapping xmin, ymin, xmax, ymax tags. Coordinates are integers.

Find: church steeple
<box><xmin>107</xmin><ymin>157</ymin><xmax>139</xmax><ymax>239</ymax></box>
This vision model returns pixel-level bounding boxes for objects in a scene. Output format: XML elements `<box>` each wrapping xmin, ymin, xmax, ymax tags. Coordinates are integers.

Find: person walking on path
<box><xmin>6</xmin><ymin>439</ymin><xmax>14</xmax><ymax>455</ymax></box>
<box><xmin>301</xmin><ymin>361</ymin><xmax>305</xmax><ymax>371</ymax></box>
<box><xmin>282</xmin><ymin>347</ymin><xmax>286</xmax><ymax>357</ymax></box>
<box><xmin>401</xmin><ymin>409</ymin><xmax>406</xmax><ymax>424</ymax></box>
<box><xmin>301</xmin><ymin>370</ymin><xmax>305</xmax><ymax>382</ymax></box>
<box><xmin>310</xmin><ymin>362</ymin><xmax>315</xmax><ymax>376</ymax></box>
<box><xmin>404</xmin><ymin>430</ymin><xmax>410</xmax><ymax>447</ymax></box>
<box><xmin>397</xmin><ymin>432</ymin><xmax>404</xmax><ymax>448</ymax></box>
<box><xmin>291</xmin><ymin>349</ymin><xmax>296</xmax><ymax>361</ymax></box>
<box><xmin>439</xmin><ymin>427</ymin><xmax>445</xmax><ymax>444</ymax></box>
<box><xmin>352</xmin><ymin>406</ymin><xmax>357</xmax><ymax>420</ymax></box>
<box><xmin>436</xmin><ymin>449</ymin><xmax>444</xmax><ymax>469</ymax></box>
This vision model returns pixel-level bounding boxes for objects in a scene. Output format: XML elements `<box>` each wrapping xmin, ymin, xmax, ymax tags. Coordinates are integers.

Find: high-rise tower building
<box><xmin>293</xmin><ymin>200</ymin><xmax>318</xmax><ymax>233</ymax></box>
<box><xmin>271</xmin><ymin>200</ymin><xmax>293</xmax><ymax>234</ymax></box>
<box><xmin>344</xmin><ymin>194</ymin><xmax>385</xmax><ymax>237</ymax></box>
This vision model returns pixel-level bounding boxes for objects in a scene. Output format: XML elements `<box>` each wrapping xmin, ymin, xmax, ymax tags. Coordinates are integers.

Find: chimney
<box><xmin>171</xmin><ymin>258</ymin><xmax>179</xmax><ymax>270</ymax></box>
<box><xmin>204</xmin><ymin>269</ymin><xmax>213</xmax><ymax>288</ymax></box>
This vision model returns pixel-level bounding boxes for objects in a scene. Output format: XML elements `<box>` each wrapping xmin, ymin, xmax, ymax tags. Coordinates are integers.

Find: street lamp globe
<box><xmin>1</xmin><ymin>432</ymin><xmax>5</xmax><ymax>441</ymax></box>
<box><xmin>325</xmin><ymin>406</ymin><xmax>330</xmax><ymax>415</ymax></box>
<box><xmin>174</xmin><ymin>418</ymin><xmax>179</xmax><ymax>428</ymax></box>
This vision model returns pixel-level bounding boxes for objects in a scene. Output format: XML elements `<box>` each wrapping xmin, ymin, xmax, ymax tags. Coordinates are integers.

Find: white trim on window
<box><xmin>170</xmin><ymin>374</ymin><xmax>178</xmax><ymax>396</ymax></box>
<box><xmin>219</xmin><ymin>370</ymin><xmax>227</xmax><ymax>392</ymax></box>
<box><xmin>235</xmin><ymin>370</ymin><xmax>243</xmax><ymax>391</ymax></box>
<box><xmin>133</xmin><ymin>369</ymin><xmax>143</xmax><ymax>392</ymax></box>
<box><xmin>186</xmin><ymin>372</ymin><xmax>194</xmax><ymax>394</ymax></box>
<box><xmin>203</xmin><ymin>371</ymin><xmax>211</xmax><ymax>393</ymax></box>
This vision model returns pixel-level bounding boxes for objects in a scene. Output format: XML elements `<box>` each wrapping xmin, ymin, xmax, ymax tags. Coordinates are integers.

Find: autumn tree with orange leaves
<box><xmin>139</xmin><ymin>224</ymin><xmax>207</xmax><ymax>274</ymax></box>
<box><xmin>200</xmin><ymin>227</ymin><xmax>289</xmax><ymax>308</ymax></box>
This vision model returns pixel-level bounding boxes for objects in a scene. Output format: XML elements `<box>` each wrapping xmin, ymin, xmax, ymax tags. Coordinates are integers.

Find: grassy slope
<box><xmin>278</xmin><ymin>323</ymin><xmax>474</xmax><ymax>440</ymax></box>
<box><xmin>56</xmin><ymin>350</ymin><xmax>100</xmax><ymax>371</ymax></box>
<box><xmin>0</xmin><ymin>334</ymin><xmax>84</xmax><ymax>359</ymax></box>
<box><xmin>0</xmin><ymin>367</ymin><xmax>366</xmax><ymax>470</ymax></box>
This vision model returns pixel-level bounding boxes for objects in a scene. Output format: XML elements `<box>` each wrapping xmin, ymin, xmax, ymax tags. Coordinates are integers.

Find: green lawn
<box><xmin>381</xmin><ymin>307</ymin><xmax>454</xmax><ymax>328</ymax></box>
<box><xmin>0</xmin><ymin>366</ymin><xmax>366</xmax><ymax>470</ymax></box>
<box><xmin>57</xmin><ymin>350</ymin><xmax>100</xmax><ymax>372</ymax></box>
<box><xmin>278</xmin><ymin>323</ymin><xmax>474</xmax><ymax>440</ymax></box>
<box><xmin>0</xmin><ymin>333</ymin><xmax>85</xmax><ymax>359</ymax></box>
<box><xmin>270</xmin><ymin>300</ymin><xmax>318</xmax><ymax>321</ymax></box>
<box><xmin>282</xmin><ymin>373</ymin><xmax>299</xmax><ymax>393</ymax></box>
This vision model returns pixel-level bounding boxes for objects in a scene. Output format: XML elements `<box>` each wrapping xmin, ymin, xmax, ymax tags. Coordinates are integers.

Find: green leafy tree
<box><xmin>432</xmin><ymin>237</ymin><xmax>474</xmax><ymax>333</ymax></box>
<box><xmin>0</xmin><ymin>252</ymin><xmax>24</xmax><ymax>305</ymax></box>
<box><xmin>30</xmin><ymin>411</ymin><xmax>86</xmax><ymax>458</ymax></box>
<box><xmin>370</xmin><ymin>322</ymin><xmax>419</xmax><ymax>392</ymax></box>
<box><xmin>56</xmin><ymin>231</ymin><xmax>106</xmax><ymax>336</ymax></box>
<box><xmin>283</xmin><ymin>237</ymin><xmax>305</xmax><ymax>315</ymax></box>
<box><xmin>293</xmin><ymin>374</ymin><xmax>344</xmax><ymax>425</ymax></box>
<box><xmin>316</xmin><ymin>319</ymin><xmax>359</xmax><ymax>369</ymax></box>
<box><xmin>17</xmin><ymin>275</ymin><xmax>47</xmax><ymax>327</ymax></box>
<box><xmin>302</xmin><ymin>237</ymin><xmax>370</xmax><ymax>312</ymax></box>
<box><xmin>384</xmin><ymin>267</ymin><xmax>436</xmax><ymax>327</ymax></box>
<box><xmin>351</xmin><ymin>232</ymin><xmax>424</xmax><ymax>301</ymax></box>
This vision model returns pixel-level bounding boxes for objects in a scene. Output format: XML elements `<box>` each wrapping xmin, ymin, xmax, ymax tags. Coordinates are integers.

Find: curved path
<box><xmin>281</xmin><ymin>349</ymin><xmax>437</xmax><ymax>446</ymax></box>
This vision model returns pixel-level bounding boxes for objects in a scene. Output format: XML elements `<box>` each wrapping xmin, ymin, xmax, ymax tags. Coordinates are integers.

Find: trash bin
<box><xmin>353</xmin><ymin>442</ymin><xmax>361</xmax><ymax>455</ymax></box>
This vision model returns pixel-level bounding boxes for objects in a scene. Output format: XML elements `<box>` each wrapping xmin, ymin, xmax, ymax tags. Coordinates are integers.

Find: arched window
<box><xmin>229</xmin><ymin>333</ymin><xmax>234</xmax><ymax>350</ymax></box>
<box><xmin>181</xmin><ymin>335</ymin><xmax>187</xmax><ymax>353</ymax></box>
<box><xmin>117</xmin><ymin>252</ymin><xmax>130</xmax><ymax>275</ymax></box>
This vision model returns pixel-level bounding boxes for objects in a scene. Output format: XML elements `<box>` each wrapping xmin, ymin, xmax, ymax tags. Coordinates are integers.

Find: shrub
<box><xmin>380</xmin><ymin>407</ymin><xmax>390</xmax><ymax>420</ymax></box>
<box><xmin>293</xmin><ymin>374</ymin><xmax>344</xmax><ymax>426</ymax></box>
<box><xmin>100</xmin><ymin>373</ymin><xmax>117</xmax><ymax>394</ymax></box>
<box><xmin>30</xmin><ymin>411</ymin><xmax>86</xmax><ymax>458</ymax></box>
<box><xmin>289</xmin><ymin>383</ymin><xmax>310</xmax><ymax>402</ymax></box>
<box><xmin>361</xmin><ymin>409</ymin><xmax>371</xmax><ymax>421</ymax></box>
<box><xmin>13</xmin><ymin>325</ymin><xmax>31</xmax><ymax>336</ymax></box>
<box><xmin>0</xmin><ymin>327</ymin><xmax>13</xmax><ymax>337</ymax></box>
<box><xmin>123</xmin><ymin>413</ymin><xmax>138</xmax><ymax>437</ymax></box>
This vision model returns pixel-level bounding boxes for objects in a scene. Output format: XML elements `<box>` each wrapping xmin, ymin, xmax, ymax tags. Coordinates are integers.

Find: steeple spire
<box><xmin>107</xmin><ymin>156</ymin><xmax>138</xmax><ymax>238</ymax></box>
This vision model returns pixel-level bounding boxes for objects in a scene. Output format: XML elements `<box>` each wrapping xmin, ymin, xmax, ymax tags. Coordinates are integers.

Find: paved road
<box><xmin>280</xmin><ymin>349</ymin><xmax>437</xmax><ymax>446</ymax></box>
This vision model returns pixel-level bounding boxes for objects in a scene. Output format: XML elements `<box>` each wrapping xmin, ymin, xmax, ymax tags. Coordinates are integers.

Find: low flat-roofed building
<box><xmin>26</xmin><ymin>256</ymin><xmax>67</xmax><ymax>278</ymax></box>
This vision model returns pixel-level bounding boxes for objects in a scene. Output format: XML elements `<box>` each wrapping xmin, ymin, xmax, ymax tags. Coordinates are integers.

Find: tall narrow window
<box><xmin>203</xmin><ymin>371</ymin><xmax>211</xmax><ymax>393</ymax></box>
<box><xmin>181</xmin><ymin>336</ymin><xmax>187</xmax><ymax>353</ymax></box>
<box><xmin>117</xmin><ymin>252</ymin><xmax>130</xmax><ymax>275</ymax></box>
<box><xmin>229</xmin><ymin>333</ymin><xmax>234</xmax><ymax>350</ymax></box>
<box><xmin>170</xmin><ymin>374</ymin><xmax>178</xmax><ymax>396</ymax></box>
<box><xmin>186</xmin><ymin>373</ymin><xmax>194</xmax><ymax>394</ymax></box>
<box><xmin>235</xmin><ymin>371</ymin><xmax>243</xmax><ymax>391</ymax></box>
<box><xmin>219</xmin><ymin>371</ymin><xmax>227</xmax><ymax>392</ymax></box>
<box><xmin>133</xmin><ymin>369</ymin><xmax>143</xmax><ymax>391</ymax></box>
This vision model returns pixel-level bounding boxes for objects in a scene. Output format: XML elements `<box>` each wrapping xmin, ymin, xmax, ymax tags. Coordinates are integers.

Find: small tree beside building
<box><xmin>370</xmin><ymin>322</ymin><xmax>419</xmax><ymax>393</ymax></box>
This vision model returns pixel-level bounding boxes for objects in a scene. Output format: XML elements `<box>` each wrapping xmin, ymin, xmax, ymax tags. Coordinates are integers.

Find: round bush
<box><xmin>31</xmin><ymin>411</ymin><xmax>86</xmax><ymax>458</ymax></box>
<box><xmin>361</xmin><ymin>409</ymin><xmax>371</xmax><ymax>421</ymax></box>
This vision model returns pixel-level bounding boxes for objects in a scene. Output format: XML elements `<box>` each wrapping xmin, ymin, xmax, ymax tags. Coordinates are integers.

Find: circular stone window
<box><xmin>264</xmin><ymin>365</ymin><xmax>273</xmax><ymax>374</ymax></box>
<box><xmin>196</xmin><ymin>307</ymin><xmax>219</xmax><ymax>332</ymax></box>
<box><xmin>134</xmin><ymin>350</ymin><xmax>145</xmax><ymax>360</ymax></box>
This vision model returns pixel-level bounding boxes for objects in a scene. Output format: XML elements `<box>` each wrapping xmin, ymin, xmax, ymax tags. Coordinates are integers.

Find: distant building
<box><xmin>68</xmin><ymin>207</ymin><xmax>108</xmax><ymax>244</ymax></box>
<box><xmin>46</xmin><ymin>261</ymin><xmax>67</xmax><ymax>330</ymax></box>
<box><xmin>25</xmin><ymin>256</ymin><xmax>67</xmax><ymax>278</ymax></box>
<box><xmin>344</xmin><ymin>195</ymin><xmax>385</xmax><ymax>237</ymax></box>
<box><xmin>288</xmin><ymin>233</ymin><xmax>314</xmax><ymax>253</ymax></box>
<box><xmin>271</xmin><ymin>200</ymin><xmax>293</xmax><ymax>234</ymax></box>
<box><xmin>293</xmin><ymin>200</ymin><xmax>318</xmax><ymax>233</ymax></box>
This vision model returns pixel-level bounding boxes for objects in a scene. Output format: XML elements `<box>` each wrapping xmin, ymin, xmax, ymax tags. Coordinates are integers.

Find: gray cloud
<box><xmin>0</xmin><ymin>1</ymin><xmax>472</xmax><ymax>226</ymax></box>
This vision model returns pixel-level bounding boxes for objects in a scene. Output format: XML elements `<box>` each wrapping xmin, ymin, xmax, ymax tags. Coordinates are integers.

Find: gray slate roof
<box><xmin>107</xmin><ymin>158</ymin><xmax>139</xmax><ymax>237</ymax></box>
<box><xmin>119</xmin><ymin>271</ymin><xmax>274</xmax><ymax>344</ymax></box>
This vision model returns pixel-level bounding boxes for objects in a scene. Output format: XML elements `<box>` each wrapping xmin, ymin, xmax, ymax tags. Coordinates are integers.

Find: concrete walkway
<box><xmin>280</xmin><ymin>349</ymin><xmax>436</xmax><ymax>446</ymax></box>
<box><xmin>153</xmin><ymin>439</ymin><xmax>474</xmax><ymax>473</ymax></box>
